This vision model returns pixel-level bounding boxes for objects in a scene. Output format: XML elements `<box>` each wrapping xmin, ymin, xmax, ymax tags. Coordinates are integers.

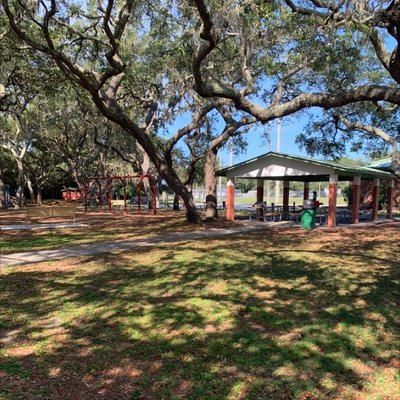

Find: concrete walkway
<box><xmin>1</xmin><ymin>222</ymin><xmax>290</xmax><ymax>268</ymax></box>
<box><xmin>0</xmin><ymin>223</ymin><xmax>89</xmax><ymax>231</ymax></box>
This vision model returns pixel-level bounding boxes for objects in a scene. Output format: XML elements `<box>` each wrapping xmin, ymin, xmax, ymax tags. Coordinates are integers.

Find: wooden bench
<box><xmin>25</xmin><ymin>206</ymin><xmax>77</xmax><ymax>225</ymax></box>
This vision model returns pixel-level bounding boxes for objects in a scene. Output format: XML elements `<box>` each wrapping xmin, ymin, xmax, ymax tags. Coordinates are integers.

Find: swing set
<box><xmin>84</xmin><ymin>174</ymin><xmax>157</xmax><ymax>214</ymax></box>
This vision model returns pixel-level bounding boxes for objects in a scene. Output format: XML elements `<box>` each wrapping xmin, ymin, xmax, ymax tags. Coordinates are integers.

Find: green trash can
<box><xmin>301</xmin><ymin>200</ymin><xmax>317</xmax><ymax>229</ymax></box>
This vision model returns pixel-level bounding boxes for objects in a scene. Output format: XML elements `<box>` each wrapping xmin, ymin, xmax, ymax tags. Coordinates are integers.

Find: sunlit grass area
<box><xmin>1</xmin><ymin>225</ymin><xmax>399</xmax><ymax>399</ymax></box>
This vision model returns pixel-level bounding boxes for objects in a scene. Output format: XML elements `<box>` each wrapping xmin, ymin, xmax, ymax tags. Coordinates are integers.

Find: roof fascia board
<box><xmin>218</xmin><ymin>152</ymin><xmax>396</xmax><ymax>180</ymax></box>
<box><xmin>225</xmin><ymin>153</ymin><xmax>334</xmax><ymax>179</ymax></box>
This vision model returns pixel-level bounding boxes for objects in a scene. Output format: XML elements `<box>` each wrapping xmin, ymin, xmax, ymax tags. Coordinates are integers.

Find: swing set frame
<box><xmin>84</xmin><ymin>174</ymin><xmax>157</xmax><ymax>214</ymax></box>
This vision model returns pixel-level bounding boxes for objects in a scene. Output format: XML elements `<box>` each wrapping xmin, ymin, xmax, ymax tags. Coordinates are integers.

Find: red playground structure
<box><xmin>61</xmin><ymin>187</ymin><xmax>83</xmax><ymax>201</ymax></box>
<box><xmin>84</xmin><ymin>175</ymin><xmax>157</xmax><ymax>214</ymax></box>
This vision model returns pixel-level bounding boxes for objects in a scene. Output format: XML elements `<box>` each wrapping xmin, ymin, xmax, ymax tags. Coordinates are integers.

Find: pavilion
<box><xmin>216</xmin><ymin>152</ymin><xmax>398</xmax><ymax>228</ymax></box>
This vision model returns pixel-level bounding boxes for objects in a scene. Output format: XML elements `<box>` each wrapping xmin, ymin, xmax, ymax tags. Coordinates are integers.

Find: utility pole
<box><xmin>275</xmin><ymin>118</ymin><xmax>281</xmax><ymax>204</ymax></box>
<box><xmin>218</xmin><ymin>154</ymin><xmax>222</xmax><ymax>199</ymax></box>
<box><xmin>277</xmin><ymin>117</ymin><xmax>281</xmax><ymax>153</ymax></box>
<box><xmin>229</xmin><ymin>137</ymin><xmax>234</xmax><ymax>166</ymax></box>
<box><xmin>266</xmin><ymin>124</ymin><xmax>271</xmax><ymax>204</ymax></box>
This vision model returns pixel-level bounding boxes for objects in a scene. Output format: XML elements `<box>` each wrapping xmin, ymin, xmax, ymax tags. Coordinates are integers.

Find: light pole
<box><xmin>229</xmin><ymin>137</ymin><xmax>234</xmax><ymax>166</ymax></box>
<box><xmin>275</xmin><ymin>118</ymin><xmax>281</xmax><ymax>204</ymax></box>
<box><xmin>266</xmin><ymin>124</ymin><xmax>271</xmax><ymax>204</ymax></box>
<box><xmin>218</xmin><ymin>155</ymin><xmax>222</xmax><ymax>199</ymax></box>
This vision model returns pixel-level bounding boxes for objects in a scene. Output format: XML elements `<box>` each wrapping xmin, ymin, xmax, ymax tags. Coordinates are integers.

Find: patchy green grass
<box><xmin>1</xmin><ymin>224</ymin><xmax>399</xmax><ymax>399</ymax></box>
<box><xmin>1</xmin><ymin>231</ymin><xmax>89</xmax><ymax>253</ymax></box>
<box><xmin>0</xmin><ymin>210</ymin><xmax>235</xmax><ymax>254</ymax></box>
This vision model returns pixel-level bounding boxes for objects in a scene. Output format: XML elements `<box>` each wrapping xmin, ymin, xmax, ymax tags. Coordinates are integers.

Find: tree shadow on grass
<box><xmin>1</xmin><ymin>232</ymin><xmax>399</xmax><ymax>399</ymax></box>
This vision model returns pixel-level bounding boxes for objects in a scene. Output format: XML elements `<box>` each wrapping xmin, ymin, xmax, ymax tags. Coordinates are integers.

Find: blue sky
<box><xmin>219</xmin><ymin>117</ymin><xmax>308</xmax><ymax>167</ymax></box>
<box><xmin>167</xmin><ymin>106</ymin><xmax>374</xmax><ymax>169</ymax></box>
<box><xmin>217</xmin><ymin>112</ymin><xmax>375</xmax><ymax>167</ymax></box>
<box><xmin>167</xmin><ymin>108</ymin><xmax>313</xmax><ymax>167</ymax></box>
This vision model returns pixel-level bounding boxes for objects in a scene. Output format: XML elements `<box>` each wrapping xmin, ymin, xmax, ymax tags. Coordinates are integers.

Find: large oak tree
<box><xmin>2</xmin><ymin>0</ymin><xmax>399</xmax><ymax>220</ymax></box>
<box><xmin>2</xmin><ymin>0</ymin><xmax>211</xmax><ymax>221</ymax></box>
<box><xmin>191</xmin><ymin>0</ymin><xmax>400</xmax><ymax>175</ymax></box>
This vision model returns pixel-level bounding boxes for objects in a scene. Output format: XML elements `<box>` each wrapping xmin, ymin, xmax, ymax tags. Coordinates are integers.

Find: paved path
<box><xmin>0</xmin><ymin>223</ymin><xmax>89</xmax><ymax>231</ymax></box>
<box><xmin>1</xmin><ymin>222</ymin><xmax>290</xmax><ymax>268</ymax></box>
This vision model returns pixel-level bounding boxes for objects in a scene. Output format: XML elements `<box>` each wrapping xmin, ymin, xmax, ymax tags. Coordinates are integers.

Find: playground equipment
<box><xmin>84</xmin><ymin>175</ymin><xmax>157</xmax><ymax>214</ymax></box>
<box><xmin>61</xmin><ymin>187</ymin><xmax>82</xmax><ymax>202</ymax></box>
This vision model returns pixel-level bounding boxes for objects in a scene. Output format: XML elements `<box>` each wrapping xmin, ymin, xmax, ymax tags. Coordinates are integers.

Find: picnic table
<box><xmin>251</xmin><ymin>204</ymin><xmax>302</xmax><ymax>222</ymax></box>
<box><xmin>246</xmin><ymin>203</ymin><xmax>374</xmax><ymax>225</ymax></box>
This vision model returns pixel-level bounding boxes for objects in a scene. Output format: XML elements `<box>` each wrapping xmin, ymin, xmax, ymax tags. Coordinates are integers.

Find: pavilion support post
<box><xmin>371</xmin><ymin>178</ymin><xmax>380</xmax><ymax>222</ymax></box>
<box><xmin>386</xmin><ymin>179</ymin><xmax>395</xmax><ymax>219</ymax></box>
<box><xmin>256</xmin><ymin>179</ymin><xmax>264</xmax><ymax>203</ymax></box>
<box><xmin>283</xmin><ymin>181</ymin><xmax>290</xmax><ymax>218</ymax></box>
<box><xmin>351</xmin><ymin>176</ymin><xmax>361</xmax><ymax>224</ymax></box>
<box><xmin>303</xmin><ymin>182</ymin><xmax>310</xmax><ymax>200</ymax></box>
<box><xmin>327</xmin><ymin>174</ymin><xmax>338</xmax><ymax>228</ymax></box>
<box><xmin>226</xmin><ymin>179</ymin><xmax>235</xmax><ymax>221</ymax></box>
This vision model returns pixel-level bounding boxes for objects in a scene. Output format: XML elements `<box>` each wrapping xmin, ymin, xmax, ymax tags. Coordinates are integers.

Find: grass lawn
<box><xmin>0</xmin><ymin>209</ymin><xmax>236</xmax><ymax>254</ymax></box>
<box><xmin>0</xmin><ymin>199</ymin><xmax>359</xmax><ymax>255</ymax></box>
<box><xmin>1</xmin><ymin>221</ymin><xmax>399</xmax><ymax>399</ymax></box>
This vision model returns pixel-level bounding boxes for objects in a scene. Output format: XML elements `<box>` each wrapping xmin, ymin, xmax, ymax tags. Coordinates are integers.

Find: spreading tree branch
<box><xmin>339</xmin><ymin>115</ymin><xmax>400</xmax><ymax>176</ymax></box>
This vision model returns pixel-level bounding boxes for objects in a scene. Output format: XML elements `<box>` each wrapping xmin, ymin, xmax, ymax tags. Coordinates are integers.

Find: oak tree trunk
<box><xmin>204</xmin><ymin>148</ymin><xmax>218</xmax><ymax>219</ymax></box>
<box><xmin>0</xmin><ymin>165</ymin><xmax>5</xmax><ymax>208</ymax></box>
<box><xmin>15</xmin><ymin>159</ymin><xmax>25</xmax><ymax>208</ymax></box>
<box><xmin>392</xmin><ymin>147</ymin><xmax>400</xmax><ymax>178</ymax></box>
<box><xmin>99</xmin><ymin>149</ymin><xmax>108</xmax><ymax>177</ymax></box>
<box><xmin>173</xmin><ymin>193</ymin><xmax>180</xmax><ymax>211</ymax></box>
<box><xmin>171</xmin><ymin>178</ymin><xmax>200</xmax><ymax>223</ymax></box>
<box><xmin>140</xmin><ymin>148</ymin><xmax>156</xmax><ymax>209</ymax></box>
<box><xmin>36</xmin><ymin>185</ymin><xmax>43</xmax><ymax>206</ymax></box>
<box><xmin>26</xmin><ymin>177</ymin><xmax>35</xmax><ymax>203</ymax></box>
<box><xmin>71</xmin><ymin>165</ymin><xmax>85</xmax><ymax>192</ymax></box>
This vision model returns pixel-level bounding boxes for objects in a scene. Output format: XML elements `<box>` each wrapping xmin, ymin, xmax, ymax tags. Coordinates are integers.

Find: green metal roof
<box><xmin>216</xmin><ymin>151</ymin><xmax>396</xmax><ymax>180</ymax></box>
<box><xmin>365</xmin><ymin>158</ymin><xmax>392</xmax><ymax>171</ymax></box>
